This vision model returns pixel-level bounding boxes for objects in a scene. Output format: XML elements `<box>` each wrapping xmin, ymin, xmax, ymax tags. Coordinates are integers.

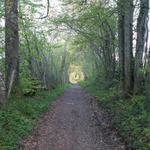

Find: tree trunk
<box><xmin>118</xmin><ymin>0</ymin><xmax>125</xmax><ymax>91</ymax></box>
<box><xmin>5</xmin><ymin>0</ymin><xmax>19</xmax><ymax>98</ymax></box>
<box><xmin>117</xmin><ymin>0</ymin><xmax>134</xmax><ymax>97</ymax></box>
<box><xmin>0</xmin><ymin>73</ymin><xmax>5</xmax><ymax>104</ymax></box>
<box><xmin>134</xmin><ymin>0</ymin><xmax>149</xmax><ymax>94</ymax></box>
<box><xmin>60</xmin><ymin>36</ymin><xmax>69</xmax><ymax>83</ymax></box>
<box><xmin>124</xmin><ymin>0</ymin><xmax>134</xmax><ymax>97</ymax></box>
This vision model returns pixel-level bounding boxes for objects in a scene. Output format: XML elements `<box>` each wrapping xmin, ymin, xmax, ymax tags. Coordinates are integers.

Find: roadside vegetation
<box><xmin>81</xmin><ymin>80</ymin><xmax>150</xmax><ymax>149</ymax></box>
<box><xmin>0</xmin><ymin>85</ymin><xmax>68</xmax><ymax>150</ymax></box>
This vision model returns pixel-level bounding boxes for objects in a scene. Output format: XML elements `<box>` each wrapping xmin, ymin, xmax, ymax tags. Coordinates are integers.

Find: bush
<box><xmin>20</xmin><ymin>77</ymin><xmax>41</xmax><ymax>96</ymax></box>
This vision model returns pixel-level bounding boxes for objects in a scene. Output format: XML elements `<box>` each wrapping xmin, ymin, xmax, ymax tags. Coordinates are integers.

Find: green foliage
<box><xmin>20</xmin><ymin>77</ymin><xmax>41</xmax><ymax>96</ymax></box>
<box><xmin>81</xmin><ymin>81</ymin><xmax>150</xmax><ymax>150</ymax></box>
<box><xmin>0</xmin><ymin>111</ymin><xmax>32</xmax><ymax>150</ymax></box>
<box><xmin>0</xmin><ymin>85</ymin><xmax>68</xmax><ymax>150</ymax></box>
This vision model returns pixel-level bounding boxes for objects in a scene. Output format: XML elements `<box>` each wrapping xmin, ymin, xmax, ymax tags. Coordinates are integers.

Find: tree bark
<box><xmin>134</xmin><ymin>0</ymin><xmax>149</xmax><ymax>94</ymax></box>
<box><xmin>5</xmin><ymin>0</ymin><xmax>19</xmax><ymax>98</ymax></box>
<box><xmin>118</xmin><ymin>0</ymin><xmax>125</xmax><ymax>91</ymax></box>
<box><xmin>124</xmin><ymin>0</ymin><xmax>134</xmax><ymax>97</ymax></box>
<box><xmin>117</xmin><ymin>0</ymin><xmax>134</xmax><ymax>97</ymax></box>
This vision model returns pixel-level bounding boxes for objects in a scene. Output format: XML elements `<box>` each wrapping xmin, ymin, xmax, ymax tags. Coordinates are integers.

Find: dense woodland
<box><xmin>0</xmin><ymin>0</ymin><xmax>150</xmax><ymax>149</ymax></box>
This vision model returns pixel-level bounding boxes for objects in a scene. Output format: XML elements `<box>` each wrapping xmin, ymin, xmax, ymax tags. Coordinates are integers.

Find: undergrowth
<box><xmin>0</xmin><ymin>84</ymin><xmax>69</xmax><ymax>150</ymax></box>
<box><xmin>81</xmin><ymin>81</ymin><xmax>150</xmax><ymax>150</ymax></box>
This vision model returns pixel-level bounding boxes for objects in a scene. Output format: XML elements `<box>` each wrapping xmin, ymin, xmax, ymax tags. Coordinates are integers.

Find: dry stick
<box><xmin>7</xmin><ymin>70</ymin><xmax>15</xmax><ymax>98</ymax></box>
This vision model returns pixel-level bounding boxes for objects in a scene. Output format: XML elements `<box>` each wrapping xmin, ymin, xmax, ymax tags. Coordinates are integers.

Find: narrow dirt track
<box><xmin>20</xmin><ymin>85</ymin><xmax>125</xmax><ymax>150</ymax></box>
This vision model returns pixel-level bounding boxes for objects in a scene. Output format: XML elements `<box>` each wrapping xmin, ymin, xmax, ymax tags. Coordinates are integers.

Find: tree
<box><xmin>117</xmin><ymin>0</ymin><xmax>134</xmax><ymax>97</ymax></box>
<box><xmin>117</xmin><ymin>0</ymin><xmax>125</xmax><ymax>91</ymax></box>
<box><xmin>134</xmin><ymin>0</ymin><xmax>149</xmax><ymax>94</ymax></box>
<box><xmin>60</xmin><ymin>35</ymin><xmax>70</xmax><ymax>84</ymax></box>
<box><xmin>5</xmin><ymin>0</ymin><xmax>19</xmax><ymax>98</ymax></box>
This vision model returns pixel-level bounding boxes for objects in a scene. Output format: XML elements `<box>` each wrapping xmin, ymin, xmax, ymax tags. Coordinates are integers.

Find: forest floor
<box><xmin>20</xmin><ymin>85</ymin><xmax>125</xmax><ymax>150</ymax></box>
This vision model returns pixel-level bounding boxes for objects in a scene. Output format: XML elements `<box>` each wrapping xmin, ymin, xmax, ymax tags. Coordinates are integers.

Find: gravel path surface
<box><xmin>20</xmin><ymin>85</ymin><xmax>125</xmax><ymax>150</ymax></box>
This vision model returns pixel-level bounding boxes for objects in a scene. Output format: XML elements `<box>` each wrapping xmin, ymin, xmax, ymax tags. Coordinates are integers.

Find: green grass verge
<box><xmin>81</xmin><ymin>81</ymin><xmax>150</xmax><ymax>150</ymax></box>
<box><xmin>0</xmin><ymin>84</ymin><xmax>69</xmax><ymax>150</ymax></box>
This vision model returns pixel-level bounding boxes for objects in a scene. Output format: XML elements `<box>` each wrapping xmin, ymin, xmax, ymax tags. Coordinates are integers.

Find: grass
<box><xmin>81</xmin><ymin>81</ymin><xmax>150</xmax><ymax>150</ymax></box>
<box><xmin>0</xmin><ymin>84</ymin><xmax>69</xmax><ymax>150</ymax></box>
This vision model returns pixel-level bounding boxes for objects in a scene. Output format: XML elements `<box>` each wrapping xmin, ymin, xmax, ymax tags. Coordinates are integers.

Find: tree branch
<box><xmin>38</xmin><ymin>0</ymin><xmax>50</xmax><ymax>19</ymax></box>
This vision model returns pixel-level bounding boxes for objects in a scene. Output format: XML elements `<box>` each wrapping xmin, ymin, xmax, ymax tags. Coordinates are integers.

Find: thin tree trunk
<box><xmin>118</xmin><ymin>0</ymin><xmax>125</xmax><ymax>91</ymax></box>
<box><xmin>60</xmin><ymin>36</ymin><xmax>69</xmax><ymax>83</ymax></box>
<box><xmin>5</xmin><ymin>0</ymin><xmax>19</xmax><ymax>98</ymax></box>
<box><xmin>22</xmin><ymin>22</ymin><xmax>33</xmax><ymax>75</ymax></box>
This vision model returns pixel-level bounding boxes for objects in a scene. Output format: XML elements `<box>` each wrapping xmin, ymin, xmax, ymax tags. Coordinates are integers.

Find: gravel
<box><xmin>20</xmin><ymin>85</ymin><xmax>125</xmax><ymax>150</ymax></box>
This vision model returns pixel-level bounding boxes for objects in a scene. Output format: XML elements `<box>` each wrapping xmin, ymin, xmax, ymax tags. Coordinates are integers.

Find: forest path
<box><xmin>20</xmin><ymin>85</ymin><xmax>125</xmax><ymax>150</ymax></box>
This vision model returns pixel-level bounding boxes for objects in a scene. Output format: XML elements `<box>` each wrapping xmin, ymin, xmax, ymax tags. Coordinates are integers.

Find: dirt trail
<box><xmin>20</xmin><ymin>85</ymin><xmax>125</xmax><ymax>150</ymax></box>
